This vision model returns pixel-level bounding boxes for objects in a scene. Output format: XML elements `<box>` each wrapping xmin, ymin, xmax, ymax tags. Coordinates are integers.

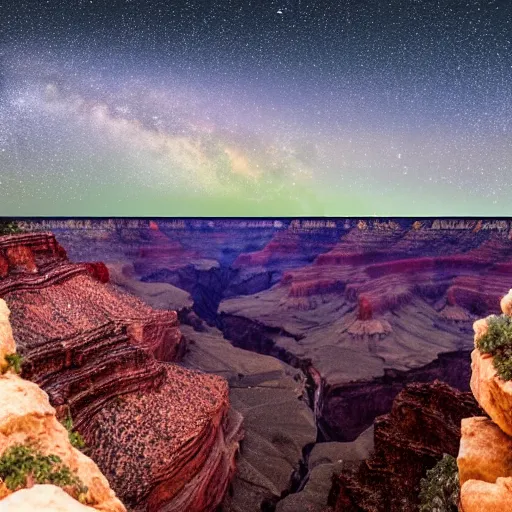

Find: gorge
<box><xmin>2</xmin><ymin>218</ymin><xmax>512</xmax><ymax>511</ymax></box>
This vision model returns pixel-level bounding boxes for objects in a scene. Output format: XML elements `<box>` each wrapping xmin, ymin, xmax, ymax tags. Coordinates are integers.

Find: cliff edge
<box><xmin>0</xmin><ymin>298</ymin><xmax>125</xmax><ymax>511</ymax></box>
<box><xmin>458</xmin><ymin>289</ymin><xmax>512</xmax><ymax>511</ymax></box>
<box><xmin>0</xmin><ymin>232</ymin><xmax>243</xmax><ymax>511</ymax></box>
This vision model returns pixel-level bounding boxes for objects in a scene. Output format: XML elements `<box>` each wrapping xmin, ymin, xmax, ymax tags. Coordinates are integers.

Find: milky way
<box><xmin>0</xmin><ymin>0</ymin><xmax>511</xmax><ymax>216</ymax></box>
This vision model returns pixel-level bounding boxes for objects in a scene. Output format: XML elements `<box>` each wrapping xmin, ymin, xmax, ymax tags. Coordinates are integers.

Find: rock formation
<box><xmin>0</xmin><ymin>298</ymin><xmax>125</xmax><ymax>511</ymax></box>
<box><xmin>101</xmin><ymin>265</ymin><xmax>322</xmax><ymax>512</ymax></box>
<box><xmin>218</xmin><ymin>223</ymin><xmax>512</xmax><ymax>443</ymax></box>
<box><xmin>457</xmin><ymin>289</ymin><xmax>512</xmax><ymax>511</ymax></box>
<box><xmin>0</xmin><ymin>233</ymin><xmax>242</xmax><ymax>511</ymax></box>
<box><xmin>330</xmin><ymin>381</ymin><xmax>483</xmax><ymax>512</ymax></box>
<box><xmin>15</xmin><ymin>219</ymin><xmax>512</xmax><ymax>510</ymax></box>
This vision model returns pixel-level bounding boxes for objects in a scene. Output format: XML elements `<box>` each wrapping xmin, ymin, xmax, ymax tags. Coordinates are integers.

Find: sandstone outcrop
<box><xmin>0</xmin><ymin>485</ymin><xmax>101</xmax><ymax>512</ymax></box>
<box><xmin>458</xmin><ymin>417</ymin><xmax>512</xmax><ymax>486</ymax></box>
<box><xmin>457</xmin><ymin>289</ymin><xmax>512</xmax><ymax>511</ymax></box>
<box><xmin>0</xmin><ymin>233</ymin><xmax>242</xmax><ymax>511</ymax></box>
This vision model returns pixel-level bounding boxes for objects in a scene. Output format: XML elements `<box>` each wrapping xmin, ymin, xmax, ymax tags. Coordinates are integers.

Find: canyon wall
<box><xmin>0</xmin><ymin>298</ymin><xmax>125</xmax><ymax>512</ymax></box>
<box><xmin>330</xmin><ymin>380</ymin><xmax>483</xmax><ymax>511</ymax></box>
<box><xmin>0</xmin><ymin>233</ymin><xmax>242</xmax><ymax>511</ymax></box>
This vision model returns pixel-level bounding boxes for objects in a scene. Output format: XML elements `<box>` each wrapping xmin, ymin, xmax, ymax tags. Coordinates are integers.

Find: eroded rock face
<box><xmin>90</xmin><ymin>368</ymin><xmax>242</xmax><ymax>512</ymax></box>
<box><xmin>179</xmin><ymin>323</ymin><xmax>316</xmax><ymax>512</ymax></box>
<box><xmin>0</xmin><ymin>255</ymin><xmax>8</xmax><ymax>279</ymax></box>
<box><xmin>0</xmin><ymin>298</ymin><xmax>125</xmax><ymax>511</ymax></box>
<box><xmin>458</xmin><ymin>417</ymin><xmax>512</xmax><ymax>486</ymax></box>
<box><xmin>330</xmin><ymin>381</ymin><xmax>483</xmax><ymax>512</ymax></box>
<box><xmin>470</xmin><ymin>349</ymin><xmax>512</xmax><ymax>437</ymax></box>
<box><xmin>6</xmin><ymin>246</ymin><xmax>37</xmax><ymax>274</ymax></box>
<box><xmin>460</xmin><ymin>478</ymin><xmax>512</xmax><ymax>512</ymax></box>
<box><xmin>0</xmin><ymin>374</ymin><xmax>125</xmax><ymax>511</ymax></box>
<box><xmin>0</xmin><ymin>234</ymin><xmax>242</xmax><ymax>512</ymax></box>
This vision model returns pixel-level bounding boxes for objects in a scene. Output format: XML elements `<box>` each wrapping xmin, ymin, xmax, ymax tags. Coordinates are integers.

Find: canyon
<box><xmin>4</xmin><ymin>218</ymin><xmax>512</xmax><ymax>511</ymax></box>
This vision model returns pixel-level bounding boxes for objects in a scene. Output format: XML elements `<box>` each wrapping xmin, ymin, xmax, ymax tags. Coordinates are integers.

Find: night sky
<box><xmin>0</xmin><ymin>0</ymin><xmax>511</xmax><ymax>216</ymax></box>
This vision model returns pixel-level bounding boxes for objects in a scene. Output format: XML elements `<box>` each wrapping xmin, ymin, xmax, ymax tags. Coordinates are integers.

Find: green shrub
<box><xmin>476</xmin><ymin>314</ymin><xmax>512</xmax><ymax>380</ymax></box>
<box><xmin>62</xmin><ymin>414</ymin><xmax>86</xmax><ymax>451</ymax></box>
<box><xmin>419</xmin><ymin>454</ymin><xmax>459</xmax><ymax>512</ymax></box>
<box><xmin>3</xmin><ymin>353</ymin><xmax>23</xmax><ymax>374</ymax></box>
<box><xmin>0</xmin><ymin>444</ymin><xmax>88</xmax><ymax>501</ymax></box>
<box><xmin>0</xmin><ymin>219</ymin><xmax>22</xmax><ymax>236</ymax></box>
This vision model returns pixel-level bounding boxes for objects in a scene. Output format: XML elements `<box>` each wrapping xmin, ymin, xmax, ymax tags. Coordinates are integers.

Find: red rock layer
<box><xmin>0</xmin><ymin>233</ymin><xmax>242</xmax><ymax>512</ymax></box>
<box><xmin>89</xmin><ymin>368</ymin><xmax>243</xmax><ymax>512</ymax></box>
<box><xmin>329</xmin><ymin>381</ymin><xmax>484</xmax><ymax>512</ymax></box>
<box><xmin>281</xmin><ymin>229</ymin><xmax>512</xmax><ymax>317</ymax></box>
<box><xmin>233</xmin><ymin>226</ymin><xmax>341</xmax><ymax>269</ymax></box>
<box><xmin>133</xmin><ymin>224</ymin><xmax>199</xmax><ymax>274</ymax></box>
<box><xmin>234</xmin><ymin>235</ymin><xmax>299</xmax><ymax>267</ymax></box>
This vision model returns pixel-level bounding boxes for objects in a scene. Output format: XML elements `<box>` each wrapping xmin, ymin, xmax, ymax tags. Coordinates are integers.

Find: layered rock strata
<box><xmin>179</xmin><ymin>321</ymin><xmax>316</xmax><ymax>512</ymax></box>
<box><xmin>330</xmin><ymin>381</ymin><xmax>483</xmax><ymax>512</ymax></box>
<box><xmin>219</xmin><ymin>296</ymin><xmax>475</xmax><ymax>442</ymax></box>
<box><xmin>0</xmin><ymin>233</ymin><xmax>242</xmax><ymax>511</ymax></box>
<box><xmin>218</xmin><ymin>225</ymin><xmax>512</xmax><ymax>443</ymax></box>
<box><xmin>0</xmin><ymin>298</ymin><xmax>125</xmax><ymax>512</ymax></box>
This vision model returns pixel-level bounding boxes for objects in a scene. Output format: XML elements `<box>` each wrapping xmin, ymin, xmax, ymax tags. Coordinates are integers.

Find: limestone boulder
<box><xmin>0</xmin><ymin>485</ymin><xmax>96</xmax><ymax>511</ymax></box>
<box><xmin>470</xmin><ymin>349</ymin><xmax>512</xmax><ymax>436</ymax></box>
<box><xmin>460</xmin><ymin>478</ymin><xmax>512</xmax><ymax>512</ymax></box>
<box><xmin>500</xmin><ymin>289</ymin><xmax>512</xmax><ymax>316</ymax></box>
<box><xmin>0</xmin><ymin>373</ymin><xmax>125</xmax><ymax>511</ymax></box>
<box><xmin>458</xmin><ymin>417</ymin><xmax>512</xmax><ymax>487</ymax></box>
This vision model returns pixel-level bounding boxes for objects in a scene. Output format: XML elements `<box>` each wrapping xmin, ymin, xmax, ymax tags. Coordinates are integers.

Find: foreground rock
<box><xmin>458</xmin><ymin>417</ymin><xmax>512</xmax><ymax>486</ymax></box>
<box><xmin>0</xmin><ymin>485</ymin><xmax>103</xmax><ymax>512</ymax></box>
<box><xmin>458</xmin><ymin>290</ymin><xmax>512</xmax><ymax>511</ymax></box>
<box><xmin>330</xmin><ymin>381</ymin><xmax>483</xmax><ymax>512</ymax></box>
<box><xmin>0</xmin><ymin>298</ymin><xmax>125</xmax><ymax>511</ymax></box>
<box><xmin>0</xmin><ymin>233</ymin><xmax>242</xmax><ymax>511</ymax></box>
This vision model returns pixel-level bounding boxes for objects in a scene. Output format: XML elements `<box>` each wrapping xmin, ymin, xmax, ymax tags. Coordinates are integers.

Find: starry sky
<box><xmin>0</xmin><ymin>0</ymin><xmax>511</xmax><ymax>216</ymax></box>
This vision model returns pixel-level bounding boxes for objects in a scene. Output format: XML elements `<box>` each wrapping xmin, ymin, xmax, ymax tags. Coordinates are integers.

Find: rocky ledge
<box><xmin>0</xmin><ymin>233</ymin><xmax>242</xmax><ymax>511</ymax></box>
